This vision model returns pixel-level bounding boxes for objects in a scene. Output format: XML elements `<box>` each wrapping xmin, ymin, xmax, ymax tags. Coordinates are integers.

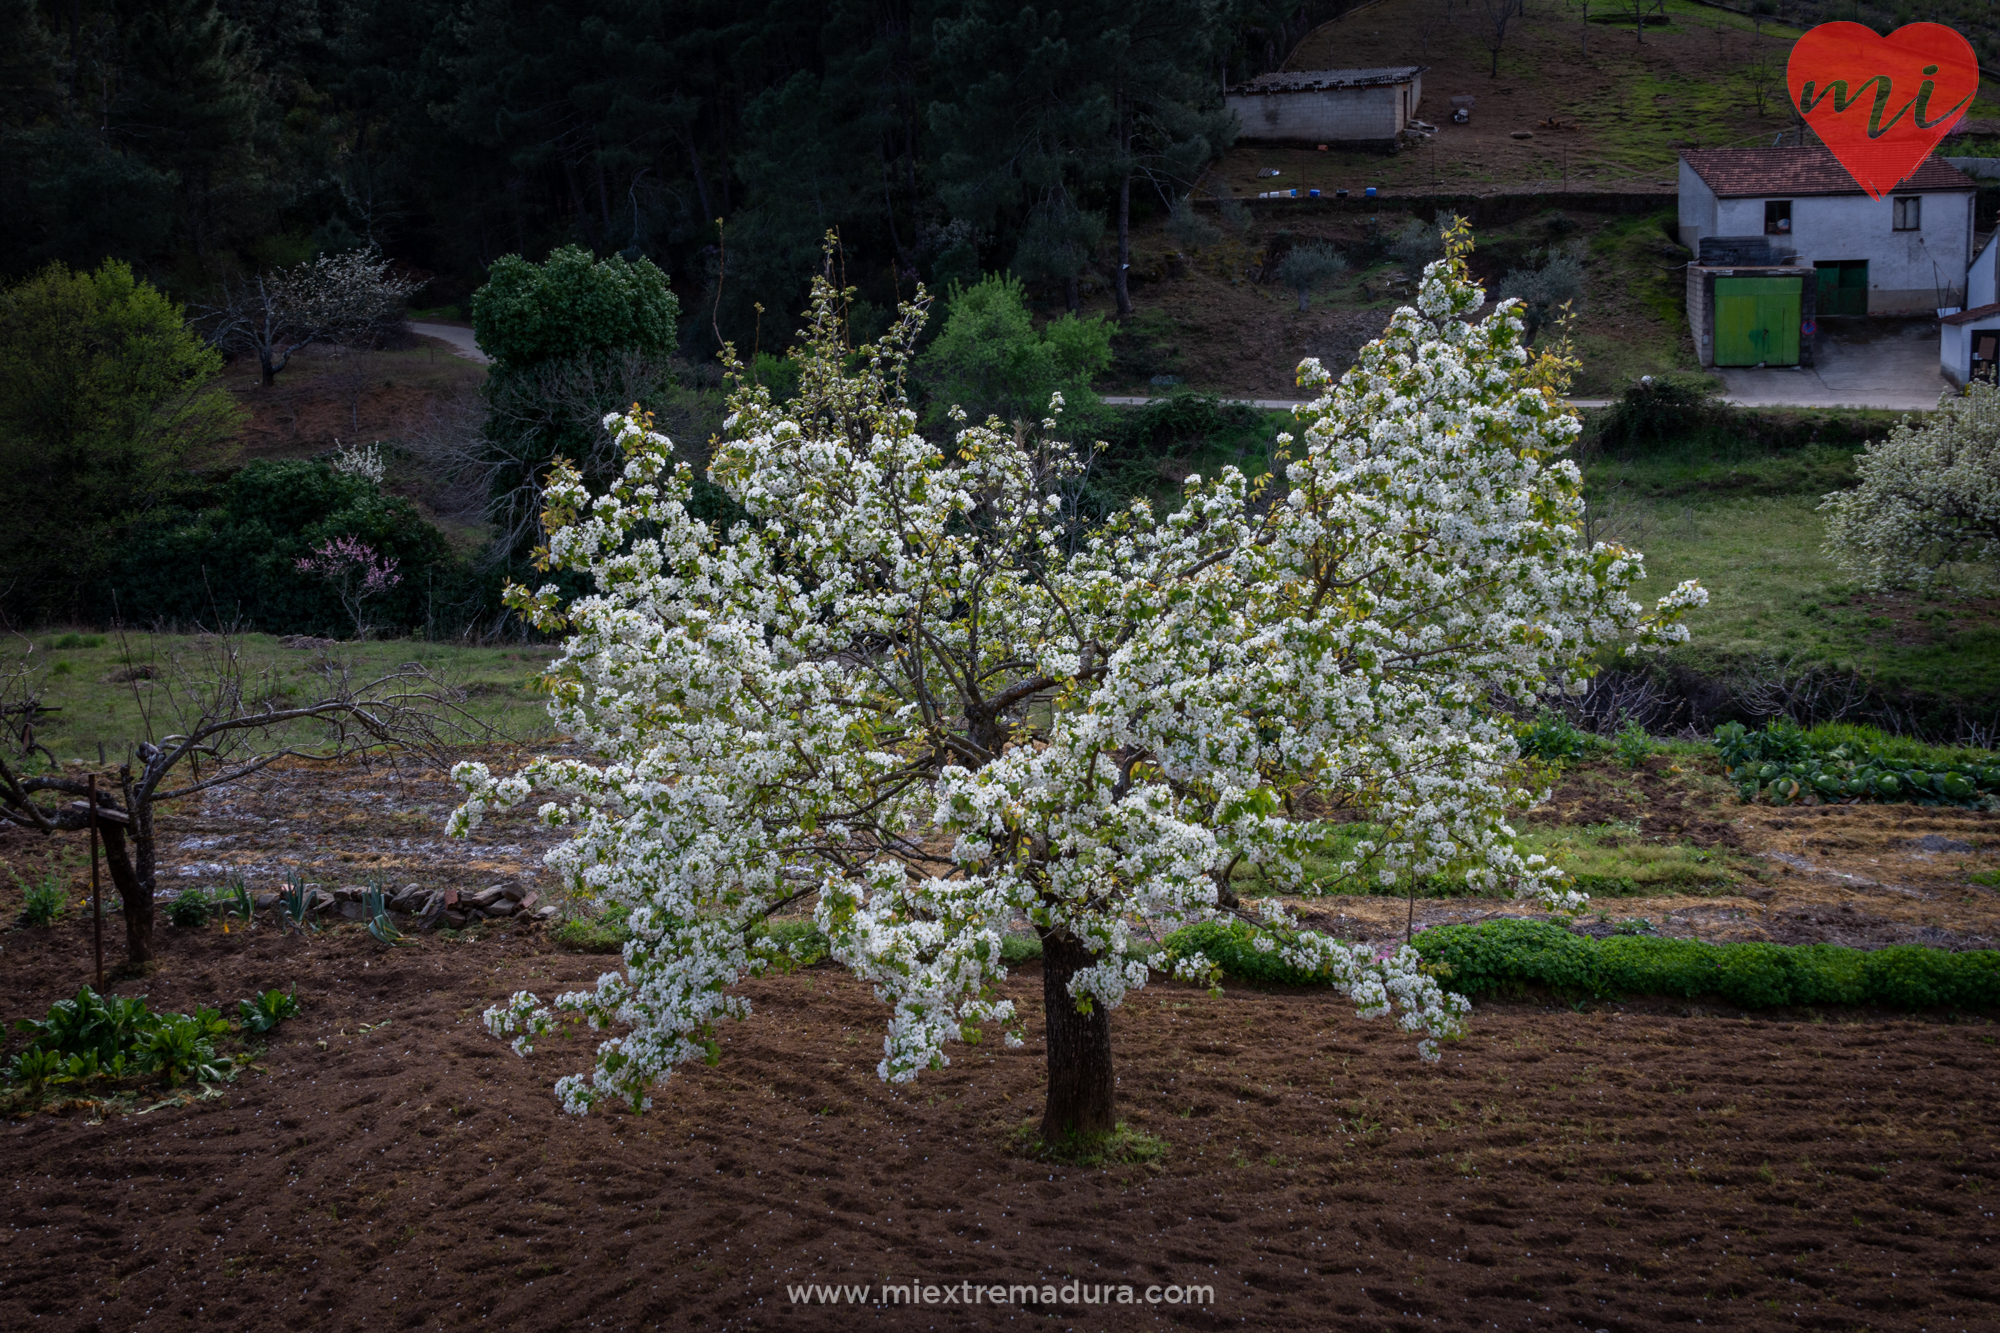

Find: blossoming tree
<box><xmin>1820</xmin><ymin>380</ymin><xmax>2000</xmax><ymax>589</ymax></box>
<box><xmin>295</xmin><ymin>536</ymin><xmax>402</xmax><ymax>639</ymax></box>
<box><xmin>455</xmin><ymin>228</ymin><xmax>1704</xmax><ymax>1139</ymax></box>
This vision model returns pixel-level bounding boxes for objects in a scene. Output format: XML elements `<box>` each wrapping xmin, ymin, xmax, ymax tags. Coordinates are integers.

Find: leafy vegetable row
<box><xmin>5</xmin><ymin>985</ymin><xmax>300</xmax><ymax>1092</ymax></box>
<box><xmin>1713</xmin><ymin>720</ymin><xmax>1999</xmax><ymax>808</ymax></box>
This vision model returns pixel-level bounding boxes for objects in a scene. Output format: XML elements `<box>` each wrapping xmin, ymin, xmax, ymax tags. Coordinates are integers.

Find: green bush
<box><xmin>1159</xmin><ymin>920</ymin><xmax>1327</xmax><ymax>986</ymax></box>
<box><xmin>553</xmin><ymin>902</ymin><xmax>632</xmax><ymax>954</ymax></box>
<box><xmin>1407</xmin><ymin>917</ymin><xmax>1600</xmax><ymax>996</ymax></box>
<box><xmin>915</xmin><ymin>272</ymin><xmax>1112</xmax><ymax>427</ymax></box>
<box><xmin>1516</xmin><ymin>712</ymin><xmax>1600</xmax><ymax>765</ymax></box>
<box><xmin>110</xmin><ymin>458</ymin><xmax>459</xmax><ymax>637</ymax></box>
<box><xmin>1406</xmin><ymin>919</ymin><xmax>1999</xmax><ymax>1010</ymax></box>
<box><xmin>166</xmin><ymin>887</ymin><xmax>212</xmax><ymax>928</ymax></box>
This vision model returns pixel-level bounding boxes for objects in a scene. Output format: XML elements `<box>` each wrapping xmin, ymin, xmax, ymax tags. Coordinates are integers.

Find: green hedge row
<box><xmin>1158</xmin><ymin>917</ymin><xmax>2000</xmax><ymax>1010</ymax></box>
<box><xmin>1414</xmin><ymin>919</ymin><xmax>2000</xmax><ymax>1009</ymax></box>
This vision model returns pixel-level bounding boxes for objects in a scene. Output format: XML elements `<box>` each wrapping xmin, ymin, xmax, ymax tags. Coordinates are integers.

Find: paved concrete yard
<box><xmin>1716</xmin><ymin>318</ymin><xmax>1948</xmax><ymax>411</ymax></box>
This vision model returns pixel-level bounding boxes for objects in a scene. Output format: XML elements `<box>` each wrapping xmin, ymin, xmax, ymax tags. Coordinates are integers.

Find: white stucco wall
<box><xmin>1970</xmin><ymin>232</ymin><xmax>1999</xmax><ymax>311</ymax></box>
<box><xmin>1684</xmin><ymin>190</ymin><xmax>1973</xmax><ymax>314</ymax></box>
<box><xmin>1226</xmin><ymin>77</ymin><xmax>1418</xmax><ymax>142</ymax></box>
<box><xmin>1942</xmin><ymin>320</ymin><xmax>1971</xmax><ymax>385</ymax></box>
<box><xmin>1677</xmin><ymin>161</ymin><xmax>1718</xmax><ymax>249</ymax></box>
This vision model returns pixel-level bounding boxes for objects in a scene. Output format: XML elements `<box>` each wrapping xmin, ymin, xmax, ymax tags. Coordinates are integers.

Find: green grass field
<box><xmin>1591</xmin><ymin>448</ymin><xmax>2000</xmax><ymax>706</ymax></box>
<box><xmin>11</xmin><ymin>632</ymin><xmax>561</xmax><ymax>765</ymax></box>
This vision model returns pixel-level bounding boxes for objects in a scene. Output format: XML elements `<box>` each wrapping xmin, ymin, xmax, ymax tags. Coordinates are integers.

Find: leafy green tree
<box><xmin>916</xmin><ymin>273</ymin><xmax>1112</xmax><ymax>425</ymax></box>
<box><xmin>0</xmin><ymin>260</ymin><xmax>240</xmax><ymax>623</ymax></box>
<box><xmin>472</xmin><ymin>245</ymin><xmax>682</xmax><ymax>559</ymax></box>
<box><xmin>1275</xmin><ymin>241</ymin><xmax>1346</xmax><ymax>311</ymax></box>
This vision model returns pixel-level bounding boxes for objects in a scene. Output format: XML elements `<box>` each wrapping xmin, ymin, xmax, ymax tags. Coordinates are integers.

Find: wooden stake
<box><xmin>88</xmin><ymin>773</ymin><xmax>103</xmax><ymax>990</ymax></box>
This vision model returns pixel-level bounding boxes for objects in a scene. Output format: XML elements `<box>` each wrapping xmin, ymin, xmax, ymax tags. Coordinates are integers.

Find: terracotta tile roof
<box><xmin>1941</xmin><ymin>302</ymin><xmax>2000</xmax><ymax>326</ymax></box>
<box><xmin>1680</xmin><ymin>146</ymin><xmax>1973</xmax><ymax>197</ymax></box>
<box><xmin>1231</xmin><ymin>66</ymin><xmax>1425</xmax><ymax>94</ymax></box>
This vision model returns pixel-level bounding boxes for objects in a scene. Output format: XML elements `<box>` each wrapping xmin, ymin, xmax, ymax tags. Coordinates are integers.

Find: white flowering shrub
<box><xmin>329</xmin><ymin>439</ymin><xmax>386</xmax><ymax>485</ymax></box>
<box><xmin>452</xmin><ymin>227</ymin><xmax>1704</xmax><ymax>1130</ymax></box>
<box><xmin>1821</xmin><ymin>382</ymin><xmax>2000</xmax><ymax>589</ymax></box>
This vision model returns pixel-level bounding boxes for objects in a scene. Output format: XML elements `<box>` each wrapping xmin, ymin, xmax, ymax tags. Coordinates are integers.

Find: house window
<box><xmin>1764</xmin><ymin>200</ymin><xmax>1792</xmax><ymax>235</ymax></box>
<box><xmin>1893</xmin><ymin>196</ymin><xmax>1922</xmax><ymax>231</ymax></box>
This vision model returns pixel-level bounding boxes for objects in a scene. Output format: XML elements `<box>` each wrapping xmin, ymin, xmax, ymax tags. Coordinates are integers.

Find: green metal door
<box><xmin>1814</xmin><ymin>261</ymin><xmax>1868</xmax><ymax>317</ymax></box>
<box><xmin>1715</xmin><ymin>277</ymin><xmax>1802</xmax><ymax>366</ymax></box>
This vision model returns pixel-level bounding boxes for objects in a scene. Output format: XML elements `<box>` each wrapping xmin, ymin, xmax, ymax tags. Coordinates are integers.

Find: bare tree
<box><xmin>0</xmin><ymin>629</ymin><xmax>489</xmax><ymax>965</ymax></box>
<box><xmin>201</xmin><ymin>250</ymin><xmax>423</xmax><ymax>388</ymax></box>
<box><xmin>1618</xmin><ymin>0</ymin><xmax>1663</xmax><ymax>44</ymax></box>
<box><xmin>1746</xmin><ymin>18</ymin><xmax>1781</xmax><ymax>118</ymax></box>
<box><xmin>1479</xmin><ymin>0</ymin><xmax>1524</xmax><ymax>76</ymax></box>
<box><xmin>0</xmin><ymin>631</ymin><xmax>56</xmax><ymax>767</ymax></box>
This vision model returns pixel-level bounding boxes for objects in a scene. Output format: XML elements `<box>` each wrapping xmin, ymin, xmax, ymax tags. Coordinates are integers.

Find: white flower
<box><xmin>451</xmin><ymin>226</ymin><xmax>1702</xmax><ymax>1116</ymax></box>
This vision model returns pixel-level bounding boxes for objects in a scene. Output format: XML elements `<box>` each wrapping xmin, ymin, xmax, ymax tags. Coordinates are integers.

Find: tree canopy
<box><xmin>0</xmin><ymin>0</ymin><xmax>1338</xmax><ymax>339</ymax></box>
<box><xmin>916</xmin><ymin>273</ymin><xmax>1112</xmax><ymax>425</ymax></box>
<box><xmin>0</xmin><ymin>259</ymin><xmax>240</xmax><ymax>623</ymax></box>
<box><xmin>456</xmin><ymin>231</ymin><xmax>1705</xmax><ymax>1133</ymax></box>
<box><xmin>1821</xmin><ymin>380</ymin><xmax>2000</xmax><ymax>590</ymax></box>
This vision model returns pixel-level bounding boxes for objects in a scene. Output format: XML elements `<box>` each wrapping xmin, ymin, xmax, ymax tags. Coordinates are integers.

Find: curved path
<box><xmin>409</xmin><ymin>321</ymin><xmax>490</xmax><ymax>365</ymax></box>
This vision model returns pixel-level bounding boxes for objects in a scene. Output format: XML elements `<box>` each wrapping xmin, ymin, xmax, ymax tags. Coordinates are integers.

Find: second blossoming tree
<box><xmin>455</xmin><ymin>227</ymin><xmax>1704</xmax><ymax>1138</ymax></box>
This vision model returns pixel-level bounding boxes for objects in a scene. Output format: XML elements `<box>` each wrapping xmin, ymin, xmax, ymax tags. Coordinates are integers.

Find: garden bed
<box><xmin>1</xmin><ymin>917</ymin><xmax>1997</xmax><ymax>1329</ymax></box>
<box><xmin>2</xmin><ymin>752</ymin><xmax>1997</xmax><ymax>1328</ymax></box>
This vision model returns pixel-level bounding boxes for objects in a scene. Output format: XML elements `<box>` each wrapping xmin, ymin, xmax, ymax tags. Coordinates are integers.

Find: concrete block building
<box><xmin>1224</xmin><ymin>66</ymin><xmax>1426</xmax><ymax>150</ymax></box>
<box><xmin>1678</xmin><ymin>146</ymin><xmax>1975</xmax><ymax>323</ymax></box>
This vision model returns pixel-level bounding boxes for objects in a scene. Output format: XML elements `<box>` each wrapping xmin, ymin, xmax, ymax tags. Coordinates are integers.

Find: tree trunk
<box><xmin>1114</xmin><ymin>105</ymin><xmax>1134</xmax><ymax>319</ymax></box>
<box><xmin>1038</xmin><ymin>928</ymin><xmax>1116</xmax><ymax>1141</ymax></box>
<box><xmin>95</xmin><ymin>818</ymin><xmax>152</xmax><ymax>965</ymax></box>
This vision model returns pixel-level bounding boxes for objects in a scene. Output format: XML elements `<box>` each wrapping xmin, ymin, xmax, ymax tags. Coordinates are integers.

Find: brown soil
<box><xmin>3</xmin><ymin>756</ymin><xmax>1999</xmax><ymax>1329</ymax></box>
<box><xmin>1846</xmin><ymin>592</ymin><xmax>2000</xmax><ymax>651</ymax></box>
<box><xmin>3</xmin><ymin>921</ymin><xmax>1997</xmax><ymax>1331</ymax></box>
<box><xmin>204</xmin><ymin>337</ymin><xmax>485</xmax><ymax>468</ymax></box>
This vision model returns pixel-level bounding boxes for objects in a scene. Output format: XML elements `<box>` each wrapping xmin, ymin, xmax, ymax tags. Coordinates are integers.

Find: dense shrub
<box><xmin>108</xmin><ymin>459</ymin><xmax>460</xmax><ymax>636</ymax></box>
<box><xmin>1160</xmin><ymin>920</ymin><xmax>1334</xmax><ymax>986</ymax></box>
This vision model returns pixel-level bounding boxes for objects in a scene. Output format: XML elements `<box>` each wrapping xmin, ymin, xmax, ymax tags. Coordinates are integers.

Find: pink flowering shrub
<box><xmin>295</xmin><ymin>536</ymin><xmax>401</xmax><ymax>638</ymax></box>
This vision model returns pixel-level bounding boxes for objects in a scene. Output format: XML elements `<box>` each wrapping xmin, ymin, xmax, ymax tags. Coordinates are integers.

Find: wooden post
<box><xmin>88</xmin><ymin>773</ymin><xmax>103</xmax><ymax>990</ymax></box>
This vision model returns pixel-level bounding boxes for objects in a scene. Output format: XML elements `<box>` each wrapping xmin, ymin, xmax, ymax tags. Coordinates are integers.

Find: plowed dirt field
<box><xmin>2</xmin><ymin>756</ymin><xmax>1996</xmax><ymax>1331</ymax></box>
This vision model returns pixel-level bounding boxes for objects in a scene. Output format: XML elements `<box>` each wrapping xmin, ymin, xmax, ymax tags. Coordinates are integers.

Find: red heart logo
<box><xmin>1787</xmin><ymin>22</ymin><xmax>1979</xmax><ymax>199</ymax></box>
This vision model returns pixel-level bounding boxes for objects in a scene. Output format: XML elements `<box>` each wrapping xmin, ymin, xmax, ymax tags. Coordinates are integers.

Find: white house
<box><xmin>1225</xmin><ymin>66</ymin><xmax>1425</xmax><ymax>150</ymax></box>
<box><xmin>1678</xmin><ymin>146</ymin><xmax>1976</xmax><ymax>318</ymax></box>
<box><xmin>1940</xmin><ymin>302</ymin><xmax>2000</xmax><ymax>386</ymax></box>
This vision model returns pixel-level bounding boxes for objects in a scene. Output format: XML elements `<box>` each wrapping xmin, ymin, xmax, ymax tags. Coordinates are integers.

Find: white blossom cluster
<box><xmin>456</xmin><ymin>228</ymin><xmax>1704</xmax><ymax>1113</ymax></box>
<box><xmin>1821</xmin><ymin>381</ymin><xmax>2000</xmax><ymax>589</ymax></box>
